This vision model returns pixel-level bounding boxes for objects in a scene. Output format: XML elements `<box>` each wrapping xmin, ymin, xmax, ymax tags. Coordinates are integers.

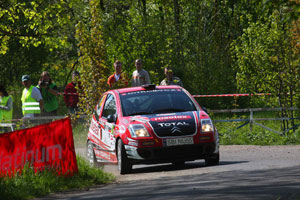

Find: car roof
<box><xmin>113</xmin><ymin>85</ymin><xmax>183</xmax><ymax>94</ymax></box>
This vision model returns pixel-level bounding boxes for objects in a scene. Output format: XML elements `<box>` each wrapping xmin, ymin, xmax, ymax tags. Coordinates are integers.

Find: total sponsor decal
<box><xmin>151</xmin><ymin>115</ymin><xmax>192</xmax><ymax>122</ymax></box>
<box><xmin>148</xmin><ymin>113</ymin><xmax>197</xmax><ymax>137</ymax></box>
<box><xmin>157</xmin><ymin>122</ymin><xmax>190</xmax><ymax>127</ymax></box>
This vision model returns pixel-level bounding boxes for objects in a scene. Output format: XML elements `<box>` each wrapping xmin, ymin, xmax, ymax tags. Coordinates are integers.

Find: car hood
<box><xmin>128</xmin><ymin>111</ymin><xmax>207</xmax><ymax>137</ymax></box>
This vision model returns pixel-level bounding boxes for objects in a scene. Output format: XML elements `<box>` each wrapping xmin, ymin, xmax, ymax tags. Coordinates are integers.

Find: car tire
<box><xmin>205</xmin><ymin>153</ymin><xmax>220</xmax><ymax>166</ymax></box>
<box><xmin>87</xmin><ymin>141</ymin><xmax>97</xmax><ymax>167</ymax></box>
<box><xmin>172</xmin><ymin>161</ymin><xmax>185</xmax><ymax>168</ymax></box>
<box><xmin>117</xmin><ymin>139</ymin><xmax>132</xmax><ymax>174</ymax></box>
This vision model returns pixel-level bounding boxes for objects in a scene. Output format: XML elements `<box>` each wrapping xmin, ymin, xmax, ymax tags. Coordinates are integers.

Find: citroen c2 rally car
<box><xmin>87</xmin><ymin>84</ymin><xmax>219</xmax><ymax>174</ymax></box>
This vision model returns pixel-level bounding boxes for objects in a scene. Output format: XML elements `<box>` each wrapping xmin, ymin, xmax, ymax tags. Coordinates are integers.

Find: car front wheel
<box><xmin>117</xmin><ymin>139</ymin><xmax>132</xmax><ymax>174</ymax></box>
<box><xmin>87</xmin><ymin>141</ymin><xmax>97</xmax><ymax>166</ymax></box>
<box><xmin>205</xmin><ymin>153</ymin><xmax>220</xmax><ymax>166</ymax></box>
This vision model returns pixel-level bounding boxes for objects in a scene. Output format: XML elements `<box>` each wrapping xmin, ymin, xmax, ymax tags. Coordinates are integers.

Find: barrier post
<box><xmin>249</xmin><ymin>109</ymin><xmax>253</xmax><ymax>133</ymax></box>
<box><xmin>0</xmin><ymin>123</ymin><xmax>15</xmax><ymax>133</ymax></box>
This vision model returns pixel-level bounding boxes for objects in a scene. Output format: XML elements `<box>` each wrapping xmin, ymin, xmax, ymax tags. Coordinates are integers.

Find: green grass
<box><xmin>0</xmin><ymin>156</ymin><xmax>115</xmax><ymax>200</ymax></box>
<box><xmin>213</xmin><ymin>111</ymin><xmax>300</xmax><ymax>145</ymax></box>
<box><xmin>72</xmin><ymin>120</ymin><xmax>89</xmax><ymax>148</ymax></box>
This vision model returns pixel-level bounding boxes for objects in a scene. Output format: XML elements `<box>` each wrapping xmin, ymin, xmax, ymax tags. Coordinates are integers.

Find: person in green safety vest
<box><xmin>0</xmin><ymin>85</ymin><xmax>13</xmax><ymax>133</ymax></box>
<box><xmin>21</xmin><ymin>75</ymin><xmax>44</xmax><ymax>119</ymax></box>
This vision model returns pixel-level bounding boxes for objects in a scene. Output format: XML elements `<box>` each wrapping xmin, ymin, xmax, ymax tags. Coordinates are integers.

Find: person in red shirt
<box><xmin>107</xmin><ymin>60</ymin><xmax>128</xmax><ymax>88</ymax></box>
<box><xmin>64</xmin><ymin>71</ymin><xmax>81</xmax><ymax>114</ymax></box>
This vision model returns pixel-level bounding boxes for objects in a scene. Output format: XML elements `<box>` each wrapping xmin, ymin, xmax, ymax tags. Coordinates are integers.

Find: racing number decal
<box><xmin>101</xmin><ymin>122</ymin><xmax>115</xmax><ymax>151</ymax></box>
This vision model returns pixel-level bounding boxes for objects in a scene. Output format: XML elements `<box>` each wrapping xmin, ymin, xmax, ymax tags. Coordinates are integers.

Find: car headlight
<box><xmin>201</xmin><ymin>119</ymin><xmax>213</xmax><ymax>133</ymax></box>
<box><xmin>129</xmin><ymin>124</ymin><xmax>150</xmax><ymax>137</ymax></box>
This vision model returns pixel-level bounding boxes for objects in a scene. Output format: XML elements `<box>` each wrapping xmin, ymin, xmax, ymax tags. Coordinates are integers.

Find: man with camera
<box><xmin>37</xmin><ymin>71</ymin><xmax>59</xmax><ymax>116</ymax></box>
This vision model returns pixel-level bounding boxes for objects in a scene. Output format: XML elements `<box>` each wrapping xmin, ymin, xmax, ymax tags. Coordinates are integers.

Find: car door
<box><xmin>99</xmin><ymin>93</ymin><xmax>117</xmax><ymax>152</ymax></box>
<box><xmin>88</xmin><ymin>94</ymin><xmax>107</xmax><ymax>144</ymax></box>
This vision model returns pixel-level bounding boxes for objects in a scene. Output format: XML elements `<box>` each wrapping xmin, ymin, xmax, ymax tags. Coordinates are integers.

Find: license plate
<box><xmin>165</xmin><ymin>137</ymin><xmax>194</xmax><ymax>146</ymax></box>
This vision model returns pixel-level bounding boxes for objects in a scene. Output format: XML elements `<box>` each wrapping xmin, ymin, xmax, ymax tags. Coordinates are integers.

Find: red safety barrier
<box><xmin>0</xmin><ymin>118</ymin><xmax>78</xmax><ymax>176</ymax></box>
<box><xmin>192</xmin><ymin>93</ymin><xmax>272</xmax><ymax>97</ymax></box>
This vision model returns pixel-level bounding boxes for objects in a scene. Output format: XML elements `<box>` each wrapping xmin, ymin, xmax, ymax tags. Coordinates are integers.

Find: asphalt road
<box><xmin>37</xmin><ymin>145</ymin><xmax>300</xmax><ymax>200</ymax></box>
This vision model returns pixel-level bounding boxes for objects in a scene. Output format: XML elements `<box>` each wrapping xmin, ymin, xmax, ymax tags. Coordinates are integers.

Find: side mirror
<box><xmin>94</xmin><ymin>110</ymin><xmax>99</xmax><ymax>121</ymax></box>
<box><xmin>202</xmin><ymin>107</ymin><xmax>208</xmax><ymax>113</ymax></box>
<box><xmin>107</xmin><ymin>114</ymin><xmax>116</xmax><ymax>123</ymax></box>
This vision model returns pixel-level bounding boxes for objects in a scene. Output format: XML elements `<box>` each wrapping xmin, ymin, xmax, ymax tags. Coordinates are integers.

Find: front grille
<box><xmin>154</xmin><ymin>129</ymin><xmax>194</xmax><ymax>137</ymax></box>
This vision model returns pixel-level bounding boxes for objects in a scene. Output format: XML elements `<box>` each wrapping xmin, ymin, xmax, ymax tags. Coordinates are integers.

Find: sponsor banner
<box><xmin>0</xmin><ymin>118</ymin><xmax>78</xmax><ymax>176</ymax></box>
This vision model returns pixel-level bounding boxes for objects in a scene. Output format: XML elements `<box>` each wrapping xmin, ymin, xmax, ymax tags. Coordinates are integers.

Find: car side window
<box><xmin>95</xmin><ymin>94</ymin><xmax>107</xmax><ymax>119</ymax></box>
<box><xmin>102</xmin><ymin>94</ymin><xmax>117</xmax><ymax>119</ymax></box>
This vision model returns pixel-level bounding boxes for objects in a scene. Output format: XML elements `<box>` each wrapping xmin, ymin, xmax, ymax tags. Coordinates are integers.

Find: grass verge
<box><xmin>0</xmin><ymin>156</ymin><xmax>115</xmax><ymax>200</ymax></box>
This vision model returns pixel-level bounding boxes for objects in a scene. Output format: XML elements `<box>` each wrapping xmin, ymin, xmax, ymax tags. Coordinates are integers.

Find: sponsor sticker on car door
<box><xmin>89</xmin><ymin>117</ymin><xmax>101</xmax><ymax>140</ymax></box>
<box><xmin>101</xmin><ymin>122</ymin><xmax>115</xmax><ymax>151</ymax></box>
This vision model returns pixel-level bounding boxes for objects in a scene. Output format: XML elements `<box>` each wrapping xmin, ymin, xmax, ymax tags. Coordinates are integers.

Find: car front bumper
<box><xmin>124</xmin><ymin>142</ymin><xmax>219</xmax><ymax>164</ymax></box>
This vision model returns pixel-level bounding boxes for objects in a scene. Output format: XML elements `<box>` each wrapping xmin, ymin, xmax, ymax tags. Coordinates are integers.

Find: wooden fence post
<box><xmin>250</xmin><ymin>109</ymin><xmax>253</xmax><ymax>133</ymax></box>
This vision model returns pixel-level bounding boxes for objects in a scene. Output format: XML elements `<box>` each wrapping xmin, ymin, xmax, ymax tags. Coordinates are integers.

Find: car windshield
<box><xmin>120</xmin><ymin>89</ymin><xmax>197</xmax><ymax>116</ymax></box>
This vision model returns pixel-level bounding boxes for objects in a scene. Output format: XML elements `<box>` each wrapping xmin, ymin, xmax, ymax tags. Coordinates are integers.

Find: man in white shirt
<box><xmin>131</xmin><ymin>59</ymin><xmax>151</xmax><ymax>87</ymax></box>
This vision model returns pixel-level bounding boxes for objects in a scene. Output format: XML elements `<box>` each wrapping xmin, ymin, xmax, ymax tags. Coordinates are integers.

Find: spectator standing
<box><xmin>0</xmin><ymin>85</ymin><xmax>13</xmax><ymax>132</ymax></box>
<box><xmin>37</xmin><ymin>71</ymin><xmax>59</xmax><ymax>116</ymax></box>
<box><xmin>21</xmin><ymin>75</ymin><xmax>44</xmax><ymax>118</ymax></box>
<box><xmin>107</xmin><ymin>60</ymin><xmax>128</xmax><ymax>88</ymax></box>
<box><xmin>160</xmin><ymin>67</ymin><xmax>183</xmax><ymax>87</ymax></box>
<box><xmin>131</xmin><ymin>59</ymin><xmax>151</xmax><ymax>87</ymax></box>
<box><xmin>64</xmin><ymin>71</ymin><xmax>81</xmax><ymax>114</ymax></box>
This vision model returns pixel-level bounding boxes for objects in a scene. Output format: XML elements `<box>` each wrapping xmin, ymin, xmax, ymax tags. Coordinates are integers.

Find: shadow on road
<box><xmin>130</xmin><ymin>160</ymin><xmax>248</xmax><ymax>174</ymax></box>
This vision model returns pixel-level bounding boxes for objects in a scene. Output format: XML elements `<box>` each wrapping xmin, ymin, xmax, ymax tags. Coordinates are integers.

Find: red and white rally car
<box><xmin>87</xmin><ymin>84</ymin><xmax>219</xmax><ymax>174</ymax></box>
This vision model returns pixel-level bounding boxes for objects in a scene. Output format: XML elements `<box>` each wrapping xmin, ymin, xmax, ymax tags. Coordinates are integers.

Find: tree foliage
<box><xmin>0</xmin><ymin>0</ymin><xmax>72</xmax><ymax>54</ymax></box>
<box><xmin>232</xmin><ymin>6</ymin><xmax>300</xmax><ymax>131</ymax></box>
<box><xmin>1</xmin><ymin>0</ymin><xmax>300</xmax><ymax>119</ymax></box>
<box><xmin>75</xmin><ymin>0</ymin><xmax>110</xmax><ymax>117</ymax></box>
